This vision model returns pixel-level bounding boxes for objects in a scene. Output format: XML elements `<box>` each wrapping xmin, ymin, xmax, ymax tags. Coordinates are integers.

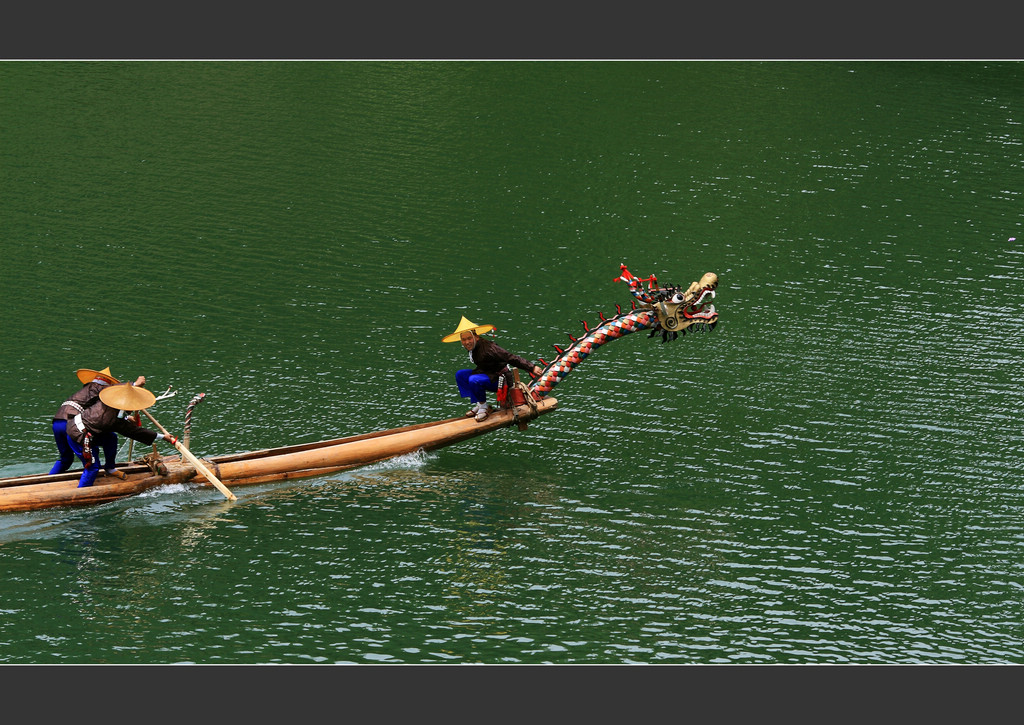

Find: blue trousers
<box><xmin>456</xmin><ymin>369</ymin><xmax>498</xmax><ymax>405</ymax></box>
<box><xmin>60</xmin><ymin>424</ymin><xmax>118</xmax><ymax>487</ymax></box>
<box><xmin>50</xmin><ymin>419</ymin><xmax>118</xmax><ymax>476</ymax></box>
<box><xmin>67</xmin><ymin>433</ymin><xmax>101</xmax><ymax>488</ymax></box>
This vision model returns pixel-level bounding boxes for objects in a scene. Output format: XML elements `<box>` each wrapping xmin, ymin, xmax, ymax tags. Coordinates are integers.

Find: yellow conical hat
<box><xmin>442</xmin><ymin>315</ymin><xmax>495</xmax><ymax>343</ymax></box>
<box><xmin>76</xmin><ymin>366</ymin><xmax>119</xmax><ymax>385</ymax></box>
<box><xmin>99</xmin><ymin>383</ymin><xmax>156</xmax><ymax>411</ymax></box>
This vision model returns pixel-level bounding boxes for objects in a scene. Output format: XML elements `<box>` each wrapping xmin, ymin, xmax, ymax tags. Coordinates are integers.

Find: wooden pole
<box><xmin>141</xmin><ymin>409</ymin><xmax>237</xmax><ymax>501</ymax></box>
<box><xmin>512</xmin><ymin>370</ymin><xmax>528</xmax><ymax>431</ymax></box>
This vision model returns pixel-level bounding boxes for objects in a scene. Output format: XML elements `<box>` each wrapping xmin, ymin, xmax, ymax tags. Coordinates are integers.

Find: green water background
<box><xmin>1</xmin><ymin>61</ymin><xmax>1022</xmax><ymax>664</ymax></box>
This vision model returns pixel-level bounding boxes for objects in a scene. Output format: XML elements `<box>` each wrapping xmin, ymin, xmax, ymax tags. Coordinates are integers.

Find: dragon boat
<box><xmin>0</xmin><ymin>264</ymin><xmax>719</xmax><ymax>513</ymax></box>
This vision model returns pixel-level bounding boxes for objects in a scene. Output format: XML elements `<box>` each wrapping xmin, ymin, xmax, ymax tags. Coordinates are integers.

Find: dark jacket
<box><xmin>67</xmin><ymin>393</ymin><xmax>159</xmax><ymax>448</ymax></box>
<box><xmin>470</xmin><ymin>338</ymin><xmax>534</xmax><ymax>383</ymax></box>
<box><xmin>53</xmin><ymin>380</ymin><xmax>109</xmax><ymax>422</ymax></box>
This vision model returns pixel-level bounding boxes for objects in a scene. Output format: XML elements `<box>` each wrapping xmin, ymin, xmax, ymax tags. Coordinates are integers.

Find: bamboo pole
<box><xmin>141</xmin><ymin>409</ymin><xmax>237</xmax><ymax>501</ymax></box>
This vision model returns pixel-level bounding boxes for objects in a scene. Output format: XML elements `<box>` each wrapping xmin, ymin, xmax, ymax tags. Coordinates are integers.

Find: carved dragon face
<box><xmin>650</xmin><ymin>272</ymin><xmax>719</xmax><ymax>342</ymax></box>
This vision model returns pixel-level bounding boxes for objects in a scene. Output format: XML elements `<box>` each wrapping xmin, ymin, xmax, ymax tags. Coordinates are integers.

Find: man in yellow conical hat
<box><xmin>442</xmin><ymin>316</ymin><xmax>543</xmax><ymax>422</ymax></box>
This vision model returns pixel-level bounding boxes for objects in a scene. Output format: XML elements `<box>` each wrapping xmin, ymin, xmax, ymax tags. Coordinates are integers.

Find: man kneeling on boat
<box><xmin>66</xmin><ymin>377</ymin><xmax>178</xmax><ymax>488</ymax></box>
<box><xmin>443</xmin><ymin>316</ymin><xmax>542</xmax><ymax>421</ymax></box>
<box><xmin>49</xmin><ymin>366</ymin><xmax>123</xmax><ymax>476</ymax></box>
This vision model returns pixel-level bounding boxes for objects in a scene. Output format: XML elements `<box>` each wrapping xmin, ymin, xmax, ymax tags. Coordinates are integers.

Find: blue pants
<box><xmin>49</xmin><ymin>419</ymin><xmax>75</xmax><ymax>475</ymax></box>
<box><xmin>50</xmin><ymin>419</ymin><xmax>118</xmax><ymax>476</ymax></box>
<box><xmin>61</xmin><ymin>426</ymin><xmax>119</xmax><ymax>487</ymax></box>
<box><xmin>456</xmin><ymin>369</ymin><xmax>498</xmax><ymax>405</ymax></box>
<box><xmin>67</xmin><ymin>433</ymin><xmax>101</xmax><ymax>488</ymax></box>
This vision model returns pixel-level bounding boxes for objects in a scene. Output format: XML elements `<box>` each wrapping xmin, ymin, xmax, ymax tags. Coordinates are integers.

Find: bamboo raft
<box><xmin>0</xmin><ymin>397</ymin><xmax>557</xmax><ymax>513</ymax></box>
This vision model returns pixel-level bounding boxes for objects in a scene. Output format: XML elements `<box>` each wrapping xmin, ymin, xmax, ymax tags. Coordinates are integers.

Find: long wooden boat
<box><xmin>0</xmin><ymin>397</ymin><xmax>558</xmax><ymax>513</ymax></box>
<box><xmin>1</xmin><ymin>263</ymin><xmax>720</xmax><ymax>514</ymax></box>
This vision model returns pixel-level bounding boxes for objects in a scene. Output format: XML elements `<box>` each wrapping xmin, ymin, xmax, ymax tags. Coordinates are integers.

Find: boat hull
<box><xmin>0</xmin><ymin>397</ymin><xmax>557</xmax><ymax>513</ymax></box>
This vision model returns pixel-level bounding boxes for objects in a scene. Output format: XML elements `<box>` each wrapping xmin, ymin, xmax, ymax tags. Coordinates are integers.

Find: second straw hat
<box><xmin>99</xmin><ymin>383</ymin><xmax>156</xmax><ymax>411</ymax></box>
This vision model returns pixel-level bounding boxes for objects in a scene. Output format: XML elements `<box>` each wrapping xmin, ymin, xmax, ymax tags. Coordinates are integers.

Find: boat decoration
<box><xmin>529</xmin><ymin>264</ymin><xmax>718</xmax><ymax>397</ymax></box>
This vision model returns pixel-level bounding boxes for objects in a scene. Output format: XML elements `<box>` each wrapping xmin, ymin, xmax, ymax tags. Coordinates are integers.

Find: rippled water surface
<box><xmin>1</xmin><ymin>61</ymin><xmax>1023</xmax><ymax>664</ymax></box>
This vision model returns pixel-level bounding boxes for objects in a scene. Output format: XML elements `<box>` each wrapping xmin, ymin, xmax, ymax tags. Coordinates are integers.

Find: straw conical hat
<box><xmin>76</xmin><ymin>366</ymin><xmax>119</xmax><ymax>385</ymax></box>
<box><xmin>99</xmin><ymin>383</ymin><xmax>156</xmax><ymax>411</ymax></box>
<box><xmin>442</xmin><ymin>316</ymin><xmax>495</xmax><ymax>343</ymax></box>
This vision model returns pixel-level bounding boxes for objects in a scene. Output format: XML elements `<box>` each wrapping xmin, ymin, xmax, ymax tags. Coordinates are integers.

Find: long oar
<box><xmin>141</xmin><ymin>409</ymin><xmax>237</xmax><ymax>501</ymax></box>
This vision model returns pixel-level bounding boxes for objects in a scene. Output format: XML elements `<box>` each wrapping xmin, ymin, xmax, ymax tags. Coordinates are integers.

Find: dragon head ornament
<box><xmin>641</xmin><ymin>270</ymin><xmax>719</xmax><ymax>342</ymax></box>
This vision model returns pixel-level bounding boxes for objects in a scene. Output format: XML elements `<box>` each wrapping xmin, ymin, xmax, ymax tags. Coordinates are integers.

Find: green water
<box><xmin>1</xmin><ymin>60</ymin><xmax>1023</xmax><ymax>664</ymax></box>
